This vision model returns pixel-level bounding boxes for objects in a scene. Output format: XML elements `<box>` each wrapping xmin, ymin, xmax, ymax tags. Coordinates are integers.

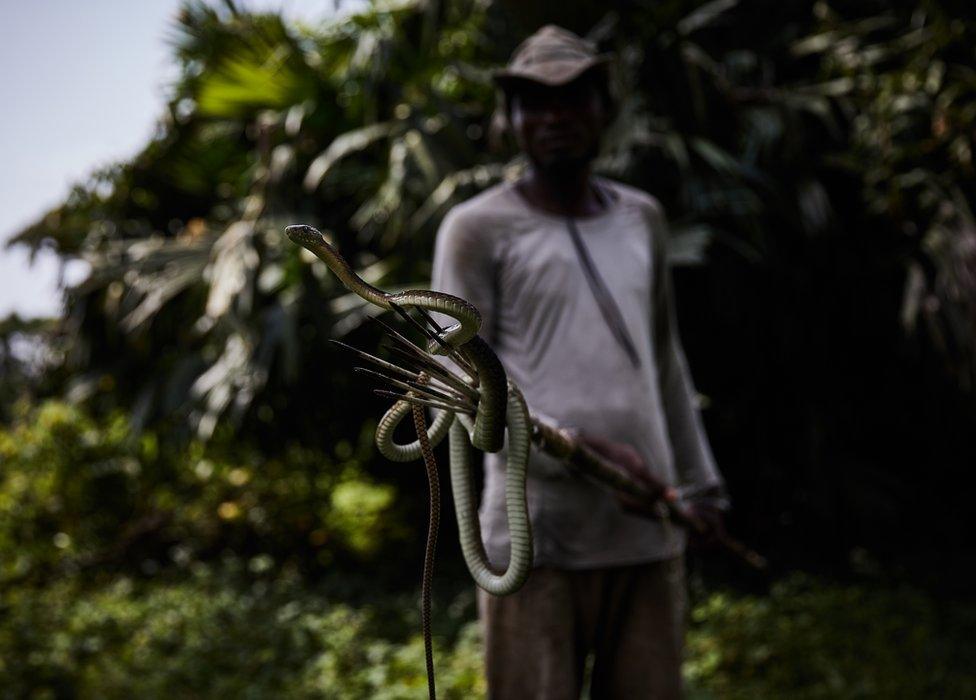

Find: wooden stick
<box><xmin>530</xmin><ymin>418</ymin><xmax>768</xmax><ymax>571</ymax></box>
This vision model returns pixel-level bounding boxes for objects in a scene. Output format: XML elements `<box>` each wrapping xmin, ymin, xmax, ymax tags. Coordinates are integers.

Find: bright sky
<box><xmin>0</xmin><ymin>0</ymin><xmax>359</xmax><ymax>319</ymax></box>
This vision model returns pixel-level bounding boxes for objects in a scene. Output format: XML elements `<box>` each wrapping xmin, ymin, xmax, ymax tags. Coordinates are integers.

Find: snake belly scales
<box><xmin>285</xmin><ymin>224</ymin><xmax>533</xmax><ymax>591</ymax></box>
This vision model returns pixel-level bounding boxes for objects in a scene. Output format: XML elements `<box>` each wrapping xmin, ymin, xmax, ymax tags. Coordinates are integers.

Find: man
<box><xmin>431</xmin><ymin>25</ymin><xmax>728</xmax><ymax>699</ymax></box>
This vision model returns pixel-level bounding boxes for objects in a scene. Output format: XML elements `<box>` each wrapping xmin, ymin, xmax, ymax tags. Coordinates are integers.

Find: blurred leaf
<box><xmin>304</xmin><ymin>121</ymin><xmax>399</xmax><ymax>191</ymax></box>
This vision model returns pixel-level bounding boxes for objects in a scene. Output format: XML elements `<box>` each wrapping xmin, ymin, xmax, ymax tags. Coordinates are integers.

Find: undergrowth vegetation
<box><xmin>2</xmin><ymin>571</ymin><xmax>971</xmax><ymax>698</ymax></box>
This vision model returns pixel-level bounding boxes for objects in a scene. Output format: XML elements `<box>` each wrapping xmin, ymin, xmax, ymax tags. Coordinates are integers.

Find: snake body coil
<box><xmin>285</xmin><ymin>224</ymin><xmax>533</xmax><ymax>596</ymax></box>
<box><xmin>449</xmin><ymin>382</ymin><xmax>532</xmax><ymax>595</ymax></box>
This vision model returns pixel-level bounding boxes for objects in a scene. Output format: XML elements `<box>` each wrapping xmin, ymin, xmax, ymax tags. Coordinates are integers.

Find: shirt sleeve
<box><xmin>430</xmin><ymin>207</ymin><xmax>498</xmax><ymax>344</ymax></box>
<box><xmin>647</xmin><ymin>200</ymin><xmax>730</xmax><ymax>509</ymax></box>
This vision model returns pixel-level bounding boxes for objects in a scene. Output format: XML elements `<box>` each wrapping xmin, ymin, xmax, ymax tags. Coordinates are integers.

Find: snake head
<box><xmin>285</xmin><ymin>224</ymin><xmax>329</xmax><ymax>249</ymax></box>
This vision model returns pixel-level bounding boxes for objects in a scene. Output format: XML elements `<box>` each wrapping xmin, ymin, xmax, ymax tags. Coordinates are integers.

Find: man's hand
<box><xmin>576</xmin><ymin>433</ymin><xmax>677</xmax><ymax>518</ymax></box>
<box><xmin>685</xmin><ymin>501</ymin><xmax>726</xmax><ymax>549</ymax></box>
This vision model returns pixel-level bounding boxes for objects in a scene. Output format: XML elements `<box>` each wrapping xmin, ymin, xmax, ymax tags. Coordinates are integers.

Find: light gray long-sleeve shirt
<box><xmin>430</xmin><ymin>177</ymin><xmax>725</xmax><ymax>569</ymax></box>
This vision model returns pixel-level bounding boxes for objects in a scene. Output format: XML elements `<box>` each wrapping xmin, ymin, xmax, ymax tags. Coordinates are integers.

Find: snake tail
<box><xmin>411</xmin><ymin>373</ymin><xmax>439</xmax><ymax>700</ymax></box>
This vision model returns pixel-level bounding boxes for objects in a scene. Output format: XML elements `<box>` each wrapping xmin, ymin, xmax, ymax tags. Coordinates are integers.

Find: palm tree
<box><xmin>7</xmin><ymin>0</ymin><xmax>975</xmax><ymax>565</ymax></box>
<box><xmin>10</xmin><ymin>0</ymin><xmax>505</xmax><ymax>443</ymax></box>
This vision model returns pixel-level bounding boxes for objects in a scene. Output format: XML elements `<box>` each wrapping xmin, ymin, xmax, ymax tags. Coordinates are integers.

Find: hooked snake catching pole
<box><xmin>285</xmin><ymin>224</ymin><xmax>765</xmax><ymax>698</ymax></box>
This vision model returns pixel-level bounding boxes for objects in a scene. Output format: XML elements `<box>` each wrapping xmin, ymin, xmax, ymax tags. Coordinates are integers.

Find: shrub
<box><xmin>2</xmin><ymin>569</ymin><xmax>972</xmax><ymax>698</ymax></box>
<box><xmin>685</xmin><ymin>575</ymin><xmax>976</xmax><ymax>699</ymax></box>
<box><xmin>0</xmin><ymin>569</ymin><xmax>483</xmax><ymax>699</ymax></box>
<box><xmin>0</xmin><ymin>401</ymin><xmax>407</xmax><ymax>590</ymax></box>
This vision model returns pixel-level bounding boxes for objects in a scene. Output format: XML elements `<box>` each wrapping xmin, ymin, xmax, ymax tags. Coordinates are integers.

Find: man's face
<box><xmin>508</xmin><ymin>73</ymin><xmax>606</xmax><ymax>173</ymax></box>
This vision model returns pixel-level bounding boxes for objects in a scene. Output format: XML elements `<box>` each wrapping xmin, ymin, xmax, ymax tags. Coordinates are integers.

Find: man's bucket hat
<box><xmin>493</xmin><ymin>25</ymin><xmax>612</xmax><ymax>89</ymax></box>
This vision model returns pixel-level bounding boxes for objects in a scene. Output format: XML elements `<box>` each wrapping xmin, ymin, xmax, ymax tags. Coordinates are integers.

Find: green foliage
<box><xmin>0</xmin><ymin>571</ymin><xmax>484</xmax><ymax>699</ymax></box>
<box><xmin>0</xmin><ymin>315</ymin><xmax>60</xmax><ymax>419</ymax></box>
<box><xmin>685</xmin><ymin>576</ymin><xmax>976</xmax><ymax>699</ymax></box>
<box><xmin>798</xmin><ymin>2</ymin><xmax>976</xmax><ymax>390</ymax></box>
<box><xmin>0</xmin><ymin>401</ymin><xmax>151</xmax><ymax>585</ymax></box>
<box><xmin>2</xmin><ymin>571</ymin><xmax>970</xmax><ymax>698</ymax></box>
<box><xmin>0</xmin><ymin>401</ymin><xmax>406</xmax><ymax>589</ymax></box>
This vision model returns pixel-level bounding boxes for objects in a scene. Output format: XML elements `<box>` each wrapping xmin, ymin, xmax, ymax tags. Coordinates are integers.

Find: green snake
<box><xmin>285</xmin><ymin>224</ymin><xmax>533</xmax><ymax>596</ymax></box>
